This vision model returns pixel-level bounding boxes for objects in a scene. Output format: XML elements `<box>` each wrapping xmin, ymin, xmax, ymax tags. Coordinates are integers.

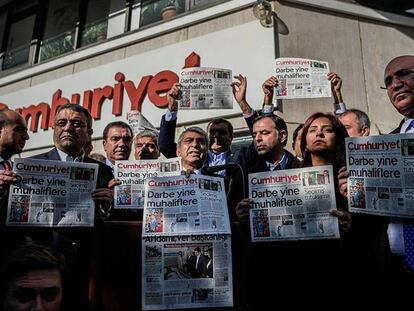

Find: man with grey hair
<box><xmin>338</xmin><ymin>109</ymin><xmax>371</xmax><ymax>137</ymax></box>
<box><xmin>175</xmin><ymin>127</ymin><xmax>208</xmax><ymax>173</ymax></box>
<box><xmin>134</xmin><ymin>130</ymin><xmax>160</xmax><ymax>160</ymax></box>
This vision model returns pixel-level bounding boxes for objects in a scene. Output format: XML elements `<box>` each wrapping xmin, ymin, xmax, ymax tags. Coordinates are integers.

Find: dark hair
<box><xmin>177</xmin><ymin>127</ymin><xmax>208</xmax><ymax>147</ymax></box>
<box><xmin>207</xmin><ymin>118</ymin><xmax>234</xmax><ymax>138</ymax></box>
<box><xmin>1</xmin><ymin>243</ymin><xmax>66</xmax><ymax>301</ymax></box>
<box><xmin>339</xmin><ymin>109</ymin><xmax>371</xmax><ymax>130</ymax></box>
<box><xmin>300</xmin><ymin>112</ymin><xmax>348</xmax><ymax>168</ymax></box>
<box><xmin>194</xmin><ymin>247</ymin><xmax>201</xmax><ymax>252</ymax></box>
<box><xmin>252</xmin><ymin>114</ymin><xmax>288</xmax><ymax>134</ymax></box>
<box><xmin>55</xmin><ymin>104</ymin><xmax>93</xmax><ymax>130</ymax></box>
<box><xmin>102</xmin><ymin>121</ymin><xmax>133</xmax><ymax>140</ymax></box>
<box><xmin>292</xmin><ymin>123</ymin><xmax>304</xmax><ymax>150</ymax></box>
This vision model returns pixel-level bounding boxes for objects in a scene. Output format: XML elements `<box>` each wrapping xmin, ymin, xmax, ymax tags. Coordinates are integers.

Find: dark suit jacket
<box><xmin>227</xmin><ymin>143</ymin><xmax>299</xmax><ymax>220</ymax></box>
<box><xmin>390</xmin><ymin>119</ymin><xmax>405</xmax><ymax>134</ymax></box>
<box><xmin>29</xmin><ymin>148</ymin><xmax>114</xmax><ymax>308</ymax></box>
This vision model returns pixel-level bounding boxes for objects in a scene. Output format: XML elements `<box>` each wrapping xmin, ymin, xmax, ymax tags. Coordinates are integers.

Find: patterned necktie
<box><xmin>1</xmin><ymin>160</ymin><xmax>11</xmax><ymax>171</ymax></box>
<box><xmin>407</xmin><ymin>120</ymin><xmax>414</xmax><ymax>132</ymax></box>
<box><xmin>403</xmin><ymin>223</ymin><xmax>414</xmax><ymax>271</ymax></box>
<box><xmin>66</xmin><ymin>155</ymin><xmax>82</xmax><ymax>162</ymax></box>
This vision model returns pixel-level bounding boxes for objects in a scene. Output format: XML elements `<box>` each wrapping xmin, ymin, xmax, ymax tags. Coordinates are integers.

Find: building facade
<box><xmin>0</xmin><ymin>0</ymin><xmax>413</xmax><ymax>157</ymax></box>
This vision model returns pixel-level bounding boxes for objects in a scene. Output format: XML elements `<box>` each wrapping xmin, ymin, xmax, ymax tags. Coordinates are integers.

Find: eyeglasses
<box><xmin>55</xmin><ymin>119</ymin><xmax>87</xmax><ymax>129</ymax></box>
<box><xmin>381</xmin><ymin>68</ymin><xmax>414</xmax><ymax>90</ymax></box>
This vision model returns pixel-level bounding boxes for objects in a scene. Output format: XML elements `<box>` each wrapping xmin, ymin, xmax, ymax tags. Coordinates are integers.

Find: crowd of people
<box><xmin>0</xmin><ymin>54</ymin><xmax>413</xmax><ymax>309</ymax></box>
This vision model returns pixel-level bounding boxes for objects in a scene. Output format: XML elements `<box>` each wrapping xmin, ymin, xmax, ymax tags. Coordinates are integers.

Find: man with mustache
<box><xmin>102</xmin><ymin>121</ymin><xmax>133</xmax><ymax>173</ymax></box>
<box><xmin>32</xmin><ymin>103</ymin><xmax>114</xmax><ymax>308</ymax></box>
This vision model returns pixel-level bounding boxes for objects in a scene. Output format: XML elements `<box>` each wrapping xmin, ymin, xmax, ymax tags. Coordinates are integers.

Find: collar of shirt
<box><xmin>266</xmin><ymin>152</ymin><xmax>288</xmax><ymax>171</ymax></box>
<box><xmin>105</xmin><ymin>159</ymin><xmax>115</xmax><ymax>170</ymax></box>
<box><xmin>56</xmin><ymin>148</ymin><xmax>84</xmax><ymax>162</ymax></box>
<box><xmin>207</xmin><ymin>151</ymin><xmax>227</xmax><ymax>166</ymax></box>
<box><xmin>400</xmin><ymin>118</ymin><xmax>414</xmax><ymax>133</ymax></box>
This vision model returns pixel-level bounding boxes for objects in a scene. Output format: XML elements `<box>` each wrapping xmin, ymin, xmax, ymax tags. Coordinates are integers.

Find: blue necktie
<box><xmin>403</xmin><ymin>223</ymin><xmax>414</xmax><ymax>271</ymax></box>
<box><xmin>407</xmin><ymin>120</ymin><xmax>414</xmax><ymax>132</ymax></box>
<box><xmin>403</xmin><ymin>121</ymin><xmax>414</xmax><ymax>271</ymax></box>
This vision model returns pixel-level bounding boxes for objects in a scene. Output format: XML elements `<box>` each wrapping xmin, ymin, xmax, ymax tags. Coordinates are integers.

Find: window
<box><xmin>340</xmin><ymin>0</ymin><xmax>414</xmax><ymax>17</ymax></box>
<box><xmin>139</xmin><ymin>0</ymin><xmax>229</xmax><ymax>27</ymax></box>
<box><xmin>81</xmin><ymin>0</ymin><xmax>110</xmax><ymax>47</ymax></box>
<box><xmin>0</xmin><ymin>12</ymin><xmax>6</xmax><ymax>51</ymax></box>
<box><xmin>140</xmin><ymin>0</ymin><xmax>186</xmax><ymax>27</ymax></box>
<box><xmin>39</xmin><ymin>0</ymin><xmax>81</xmax><ymax>61</ymax></box>
<box><xmin>0</xmin><ymin>0</ymin><xmax>230</xmax><ymax>72</ymax></box>
<box><xmin>3</xmin><ymin>14</ymin><xmax>36</xmax><ymax>70</ymax></box>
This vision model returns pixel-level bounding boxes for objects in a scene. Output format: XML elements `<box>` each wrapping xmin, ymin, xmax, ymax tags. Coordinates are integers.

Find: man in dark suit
<box><xmin>338</xmin><ymin>55</ymin><xmax>414</xmax><ymax>290</ymax></box>
<box><xmin>383</xmin><ymin>55</ymin><xmax>414</xmax><ymax>281</ymax></box>
<box><xmin>32</xmin><ymin>104</ymin><xmax>113</xmax><ymax>197</ymax></box>
<box><xmin>184</xmin><ymin>247</ymin><xmax>208</xmax><ymax>278</ymax></box>
<box><xmin>31</xmin><ymin>103</ymin><xmax>114</xmax><ymax>308</ymax></box>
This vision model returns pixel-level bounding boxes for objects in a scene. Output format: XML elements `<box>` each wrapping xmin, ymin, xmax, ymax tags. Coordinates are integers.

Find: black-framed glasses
<box><xmin>380</xmin><ymin>68</ymin><xmax>414</xmax><ymax>90</ymax></box>
<box><xmin>55</xmin><ymin>119</ymin><xmax>87</xmax><ymax>129</ymax></box>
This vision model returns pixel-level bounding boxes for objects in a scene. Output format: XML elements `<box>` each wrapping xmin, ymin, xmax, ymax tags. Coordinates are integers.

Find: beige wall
<box><xmin>2</xmin><ymin>2</ymin><xmax>414</xmax><ymax>158</ymax></box>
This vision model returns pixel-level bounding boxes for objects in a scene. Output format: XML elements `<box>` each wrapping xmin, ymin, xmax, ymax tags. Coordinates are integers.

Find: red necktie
<box><xmin>1</xmin><ymin>160</ymin><xmax>11</xmax><ymax>171</ymax></box>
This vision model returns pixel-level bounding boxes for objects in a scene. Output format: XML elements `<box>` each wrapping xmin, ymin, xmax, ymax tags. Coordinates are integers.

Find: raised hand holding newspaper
<box><xmin>178</xmin><ymin>67</ymin><xmax>233</xmax><ymax>110</ymax></box>
<box><xmin>248</xmin><ymin>166</ymin><xmax>340</xmax><ymax>242</ymax></box>
<box><xmin>127</xmin><ymin>110</ymin><xmax>159</xmax><ymax>138</ymax></box>
<box><xmin>274</xmin><ymin>57</ymin><xmax>332</xmax><ymax>99</ymax></box>
<box><xmin>7</xmin><ymin>158</ymin><xmax>98</xmax><ymax>227</ymax></box>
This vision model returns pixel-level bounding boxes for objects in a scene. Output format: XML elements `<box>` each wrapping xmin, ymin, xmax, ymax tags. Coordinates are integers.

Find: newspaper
<box><xmin>6</xmin><ymin>158</ymin><xmax>98</xmax><ymax>227</ymax></box>
<box><xmin>127</xmin><ymin>110</ymin><xmax>159</xmax><ymax>138</ymax></box>
<box><xmin>141</xmin><ymin>174</ymin><xmax>233</xmax><ymax>309</ymax></box>
<box><xmin>248</xmin><ymin>166</ymin><xmax>340</xmax><ymax>242</ymax></box>
<box><xmin>346</xmin><ymin>134</ymin><xmax>414</xmax><ymax>218</ymax></box>
<box><xmin>142</xmin><ymin>175</ymin><xmax>231</xmax><ymax>235</ymax></box>
<box><xmin>178</xmin><ymin>67</ymin><xmax>233</xmax><ymax>110</ymax></box>
<box><xmin>114</xmin><ymin>158</ymin><xmax>183</xmax><ymax>209</ymax></box>
<box><xmin>274</xmin><ymin>57</ymin><xmax>332</xmax><ymax>99</ymax></box>
<box><xmin>142</xmin><ymin>235</ymin><xmax>233</xmax><ymax>310</ymax></box>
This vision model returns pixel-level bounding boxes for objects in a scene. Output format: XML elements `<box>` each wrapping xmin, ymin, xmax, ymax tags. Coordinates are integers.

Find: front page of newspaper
<box><xmin>6</xmin><ymin>158</ymin><xmax>98</xmax><ymax>227</ymax></box>
<box><xmin>274</xmin><ymin>57</ymin><xmax>331</xmax><ymax>99</ymax></box>
<box><xmin>142</xmin><ymin>175</ymin><xmax>233</xmax><ymax>310</ymax></box>
<box><xmin>249</xmin><ymin>166</ymin><xmax>340</xmax><ymax>242</ymax></box>
<box><xmin>346</xmin><ymin>134</ymin><xmax>414</xmax><ymax>217</ymax></box>
<box><xmin>114</xmin><ymin>158</ymin><xmax>182</xmax><ymax>209</ymax></box>
<box><xmin>142</xmin><ymin>175</ymin><xmax>230</xmax><ymax>235</ymax></box>
<box><xmin>178</xmin><ymin>67</ymin><xmax>233</xmax><ymax>110</ymax></box>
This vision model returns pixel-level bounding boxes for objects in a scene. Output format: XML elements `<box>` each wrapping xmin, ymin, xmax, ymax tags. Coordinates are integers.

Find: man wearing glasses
<box><xmin>31</xmin><ymin>103</ymin><xmax>114</xmax><ymax>308</ymax></box>
<box><xmin>385</xmin><ymin>55</ymin><xmax>414</xmax><ymax>133</ymax></box>
<box><xmin>382</xmin><ymin>56</ymin><xmax>414</xmax><ymax>282</ymax></box>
